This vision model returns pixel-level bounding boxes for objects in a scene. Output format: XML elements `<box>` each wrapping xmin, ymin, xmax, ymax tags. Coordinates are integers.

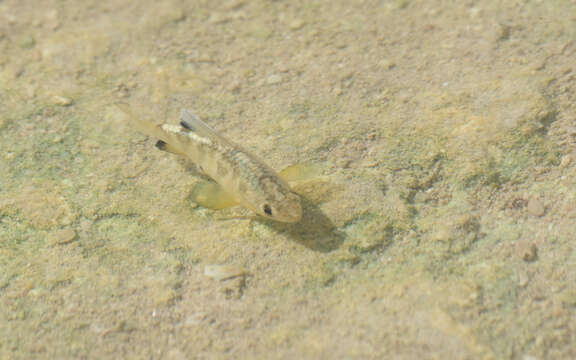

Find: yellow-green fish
<box><xmin>118</xmin><ymin>104</ymin><xmax>310</xmax><ymax>223</ymax></box>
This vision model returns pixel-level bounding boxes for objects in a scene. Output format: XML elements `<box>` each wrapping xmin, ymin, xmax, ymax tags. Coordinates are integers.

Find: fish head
<box><xmin>260</xmin><ymin>191</ymin><xmax>302</xmax><ymax>223</ymax></box>
<box><xmin>252</xmin><ymin>177</ymin><xmax>302</xmax><ymax>223</ymax></box>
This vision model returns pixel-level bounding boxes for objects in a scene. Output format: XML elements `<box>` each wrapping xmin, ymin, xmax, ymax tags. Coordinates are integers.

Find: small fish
<box><xmin>118</xmin><ymin>104</ymin><xmax>313</xmax><ymax>223</ymax></box>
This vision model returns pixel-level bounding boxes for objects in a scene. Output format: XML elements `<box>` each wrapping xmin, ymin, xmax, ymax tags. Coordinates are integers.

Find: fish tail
<box><xmin>116</xmin><ymin>103</ymin><xmax>166</xmax><ymax>140</ymax></box>
<box><xmin>155</xmin><ymin>140</ymin><xmax>184</xmax><ymax>155</ymax></box>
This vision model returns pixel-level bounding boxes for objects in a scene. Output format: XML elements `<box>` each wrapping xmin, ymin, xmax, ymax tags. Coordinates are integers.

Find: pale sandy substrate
<box><xmin>1</xmin><ymin>1</ymin><xmax>575</xmax><ymax>359</ymax></box>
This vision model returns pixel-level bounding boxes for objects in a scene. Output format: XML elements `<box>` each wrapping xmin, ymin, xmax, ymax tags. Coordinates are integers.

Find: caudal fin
<box><xmin>155</xmin><ymin>140</ymin><xmax>184</xmax><ymax>155</ymax></box>
<box><xmin>116</xmin><ymin>103</ymin><xmax>166</xmax><ymax>140</ymax></box>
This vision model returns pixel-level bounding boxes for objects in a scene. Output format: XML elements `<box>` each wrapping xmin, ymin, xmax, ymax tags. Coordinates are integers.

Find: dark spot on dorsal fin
<box><xmin>180</xmin><ymin>121</ymin><xmax>194</xmax><ymax>131</ymax></box>
<box><xmin>155</xmin><ymin>140</ymin><xmax>168</xmax><ymax>151</ymax></box>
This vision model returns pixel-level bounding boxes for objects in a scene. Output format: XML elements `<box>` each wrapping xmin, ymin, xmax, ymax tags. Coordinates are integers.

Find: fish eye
<box><xmin>263</xmin><ymin>204</ymin><xmax>273</xmax><ymax>216</ymax></box>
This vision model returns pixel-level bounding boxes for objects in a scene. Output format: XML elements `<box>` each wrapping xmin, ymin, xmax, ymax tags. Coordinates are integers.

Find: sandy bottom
<box><xmin>1</xmin><ymin>0</ymin><xmax>575</xmax><ymax>359</ymax></box>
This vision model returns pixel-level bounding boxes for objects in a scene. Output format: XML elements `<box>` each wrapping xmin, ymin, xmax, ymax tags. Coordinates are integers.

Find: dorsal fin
<box><xmin>179</xmin><ymin>120</ymin><xmax>193</xmax><ymax>131</ymax></box>
<box><xmin>180</xmin><ymin>109</ymin><xmax>216</xmax><ymax>135</ymax></box>
<box><xmin>179</xmin><ymin>109</ymin><xmax>233</xmax><ymax>145</ymax></box>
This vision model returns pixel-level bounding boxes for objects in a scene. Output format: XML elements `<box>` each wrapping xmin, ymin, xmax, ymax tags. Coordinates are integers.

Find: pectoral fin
<box><xmin>279</xmin><ymin>163</ymin><xmax>322</xmax><ymax>183</ymax></box>
<box><xmin>191</xmin><ymin>181</ymin><xmax>238</xmax><ymax>210</ymax></box>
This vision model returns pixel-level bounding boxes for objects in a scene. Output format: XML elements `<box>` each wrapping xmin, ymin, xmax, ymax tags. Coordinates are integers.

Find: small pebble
<box><xmin>517</xmin><ymin>271</ymin><xmax>530</xmax><ymax>287</ymax></box>
<box><xmin>559</xmin><ymin>155</ymin><xmax>571</xmax><ymax>169</ymax></box>
<box><xmin>48</xmin><ymin>228</ymin><xmax>77</xmax><ymax>246</ymax></box>
<box><xmin>359</xmin><ymin>158</ymin><xmax>379</xmax><ymax>168</ymax></box>
<box><xmin>516</xmin><ymin>242</ymin><xmax>538</xmax><ymax>262</ymax></box>
<box><xmin>51</xmin><ymin>95</ymin><xmax>73</xmax><ymax>106</ymax></box>
<box><xmin>378</xmin><ymin>59</ymin><xmax>396</xmax><ymax>70</ymax></box>
<box><xmin>289</xmin><ymin>19</ymin><xmax>305</xmax><ymax>30</ymax></box>
<box><xmin>208</xmin><ymin>13</ymin><xmax>232</xmax><ymax>24</ymax></box>
<box><xmin>183</xmin><ymin>312</ymin><xmax>208</xmax><ymax>326</ymax></box>
<box><xmin>227</xmin><ymin>81</ymin><xmax>241</xmax><ymax>92</ymax></box>
<box><xmin>527</xmin><ymin>197</ymin><xmax>545</xmax><ymax>217</ymax></box>
<box><xmin>204</xmin><ymin>264</ymin><xmax>246</xmax><ymax>281</ymax></box>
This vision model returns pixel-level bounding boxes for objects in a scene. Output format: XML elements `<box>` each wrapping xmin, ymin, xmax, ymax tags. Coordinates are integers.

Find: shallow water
<box><xmin>1</xmin><ymin>0</ymin><xmax>575</xmax><ymax>358</ymax></box>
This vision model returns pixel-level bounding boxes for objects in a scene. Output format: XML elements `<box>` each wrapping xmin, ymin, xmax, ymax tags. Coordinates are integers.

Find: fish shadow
<box><xmin>179</xmin><ymin>160</ymin><xmax>344</xmax><ymax>251</ymax></box>
<box><xmin>256</xmin><ymin>198</ymin><xmax>345</xmax><ymax>252</ymax></box>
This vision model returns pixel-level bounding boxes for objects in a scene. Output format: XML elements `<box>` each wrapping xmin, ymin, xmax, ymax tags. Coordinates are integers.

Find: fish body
<box><xmin>119</xmin><ymin>105</ymin><xmax>302</xmax><ymax>223</ymax></box>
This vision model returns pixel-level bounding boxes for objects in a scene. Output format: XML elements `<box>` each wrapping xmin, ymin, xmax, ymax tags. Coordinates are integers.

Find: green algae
<box><xmin>1</xmin><ymin>0</ymin><xmax>576</xmax><ymax>358</ymax></box>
